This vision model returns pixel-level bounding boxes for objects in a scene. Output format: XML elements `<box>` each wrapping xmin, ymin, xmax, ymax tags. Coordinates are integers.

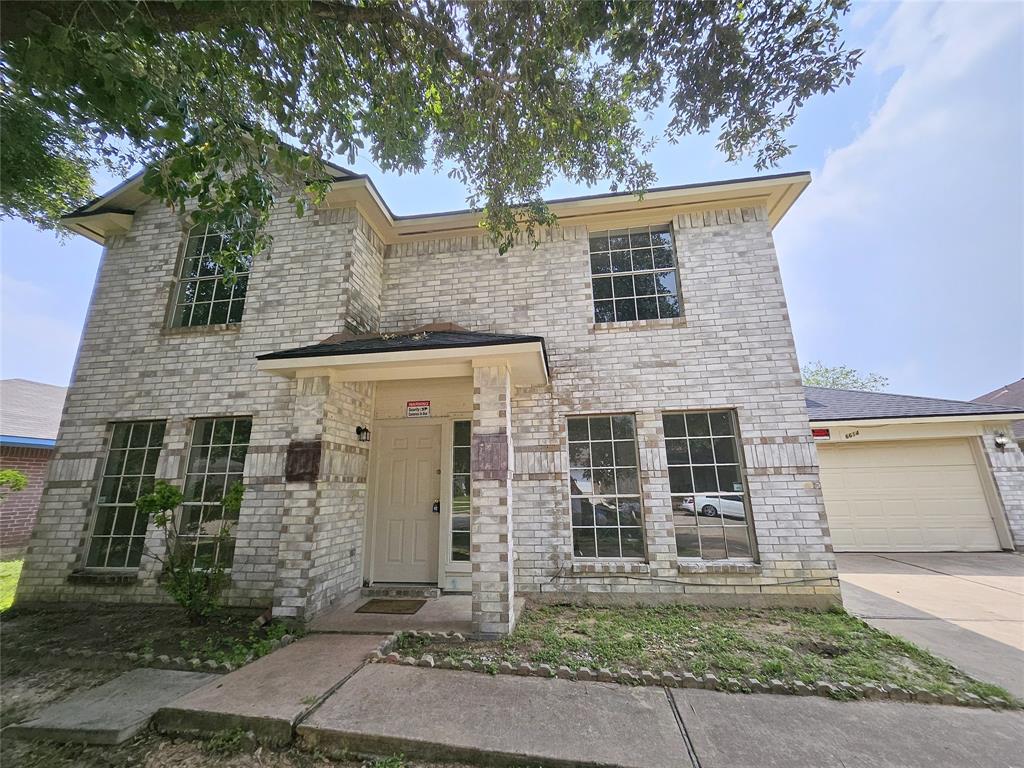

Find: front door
<box><xmin>371</xmin><ymin>423</ymin><xmax>442</xmax><ymax>583</ymax></box>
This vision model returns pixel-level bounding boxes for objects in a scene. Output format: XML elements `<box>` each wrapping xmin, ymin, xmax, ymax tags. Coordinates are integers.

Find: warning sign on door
<box><xmin>406</xmin><ymin>400</ymin><xmax>431</xmax><ymax>418</ymax></box>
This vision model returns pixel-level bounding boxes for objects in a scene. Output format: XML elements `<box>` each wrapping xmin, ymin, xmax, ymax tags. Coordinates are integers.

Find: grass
<box><xmin>398</xmin><ymin>603</ymin><xmax>1020</xmax><ymax>704</ymax></box>
<box><xmin>0</xmin><ymin>559</ymin><xmax>22</xmax><ymax>611</ymax></box>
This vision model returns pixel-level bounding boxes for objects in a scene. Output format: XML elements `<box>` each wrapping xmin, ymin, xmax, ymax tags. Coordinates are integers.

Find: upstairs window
<box><xmin>588</xmin><ymin>225</ymin><xmax>681</xmax><ymax>323</ymax></box>
<box><xmin>171</xmin><ymin>224</ymin><xmax>251</xmax><ymax>327</ymax></box>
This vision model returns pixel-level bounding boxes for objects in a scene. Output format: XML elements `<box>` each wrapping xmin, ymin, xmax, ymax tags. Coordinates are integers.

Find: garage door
<box><xmin>818</xmin><ymin>438</ymin><xmax>1000</xmax><ymax>552</ymax></box>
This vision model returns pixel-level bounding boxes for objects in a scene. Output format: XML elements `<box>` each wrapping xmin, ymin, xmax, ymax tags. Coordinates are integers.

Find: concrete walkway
<box><xmin>838</xmin><ymin>552</ymin><xmax>1024</xmax><ymax>699</ymax></box>
<box><xmin>7</xmin><ymin>668</ymin><xmax>216</xmax><ymax>744</ymax></box>
<box><xmin>154</xmin><ymin>633</ymin><xmax>383</xmax><ymax>745</ymax></box>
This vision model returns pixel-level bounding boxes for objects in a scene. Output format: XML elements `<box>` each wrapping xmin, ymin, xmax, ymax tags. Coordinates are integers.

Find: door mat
<box><xmin>355</xmin><ymin>599</ymin><xmax>427</xmax><ymax>615</ymax></box>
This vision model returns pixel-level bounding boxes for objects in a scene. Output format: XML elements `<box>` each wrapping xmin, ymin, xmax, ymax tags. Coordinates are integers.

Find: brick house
<box><xmin>1</xmin><ymin>379</ymin><xmax>67</xmax><ymax>556</ymax></box>
<box><xmin>17</xmin><ymin>167</ymin><xmax>840</xmax><ymax>635</ymax></box>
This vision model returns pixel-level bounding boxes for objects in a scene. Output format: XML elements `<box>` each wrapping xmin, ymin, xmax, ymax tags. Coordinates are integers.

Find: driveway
<box><xmin>837</xmin><ymin>552</ymin><xmax>1024</xmax><ymax>699</ymax></box>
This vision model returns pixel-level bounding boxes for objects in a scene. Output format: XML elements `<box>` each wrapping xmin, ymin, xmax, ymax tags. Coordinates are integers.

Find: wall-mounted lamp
<box><xmin>356</xmin><ymin>425</ymin><xmax>371</xmax><ymax>443</ymax></box>
<box><xmin>993</xmin><ymin>432</ymin><xmax>1009</xmax><ymax>451</ymax></box>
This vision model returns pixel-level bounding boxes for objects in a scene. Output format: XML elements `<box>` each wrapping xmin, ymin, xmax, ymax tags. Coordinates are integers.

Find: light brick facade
<box><xmin>981</xmin><ymin>427</ymin><xmax>1024</xmax><ymax>549</ymax></box>
<box><xmin>18</xmin><ymin>175</ymin><xmax>844</xmax><ymax>633</ymax></box>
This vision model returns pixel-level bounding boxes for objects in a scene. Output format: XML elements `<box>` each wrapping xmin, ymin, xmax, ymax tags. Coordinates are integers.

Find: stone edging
<box><xmin>364</xmin><ymin>631</ymin><xmax>1015</xmax><ymax>710</ymax></box>
<box><xmin>2</xmin><ymin>634</ymin><xmax>299</xmax><ymax>674</ymax></box>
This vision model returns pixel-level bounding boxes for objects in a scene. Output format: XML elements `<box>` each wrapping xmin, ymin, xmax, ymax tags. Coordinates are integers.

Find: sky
<box><xmin>1</xmin><ymin>0</ymin><xmax>1021</xmax><ymax>401</ymax></box>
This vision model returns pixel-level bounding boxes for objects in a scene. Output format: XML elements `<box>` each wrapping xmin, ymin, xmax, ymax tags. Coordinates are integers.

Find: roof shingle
<box><xmin>0</xmin><ymin>379</ymin><xmax>67</xmax><ymax>441</ymax></box>
<box><xmin>804</xmin><ymin>385</ymin><xmax>1024</xmax><ymax>422</ymax></box>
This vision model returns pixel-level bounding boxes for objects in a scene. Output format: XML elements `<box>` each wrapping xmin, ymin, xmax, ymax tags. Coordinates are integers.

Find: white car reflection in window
<box><xmin>677</xmin><ymin>495</ymin><xmax>746</xmax><ymax>521</ymax></box>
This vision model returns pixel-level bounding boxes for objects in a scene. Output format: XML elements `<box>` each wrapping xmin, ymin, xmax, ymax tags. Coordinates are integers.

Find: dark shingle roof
<box><xmin>972</xmin><ymin>378</ymin><xmax>1024</xmax><ymax>438</ymax></box>
<box><xmin>0</xmin><ymin>379</ymin><xmax>67</xmax><ymax>442</ymax></box>
<box><xmin>258</xmin><ymin>329</ymin><xmax>546</xmax><ymax>362</ymax></box>
<box><xmin>804</xmin><ymin>385</ymin><xmax>1024</xmax><ymax>422</ymax></box>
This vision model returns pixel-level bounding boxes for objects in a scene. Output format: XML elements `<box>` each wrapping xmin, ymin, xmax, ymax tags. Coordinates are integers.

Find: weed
<box><xmin>202</xmin><ymin>727</ymin><xmax>252</xmax><ymax>755</ymax></box>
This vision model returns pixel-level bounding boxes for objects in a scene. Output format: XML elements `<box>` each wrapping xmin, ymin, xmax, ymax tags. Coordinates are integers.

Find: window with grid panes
<box><xmin>86</xmin><ymin>421</ymin><xmax>166</xmax><ymax>569</ymax></box>
<box><xmin>663</xmin><ymin>411</ymin><xmax>753</xmax><ymax>560</ymax></box>
<box><xmin>568</xmin><ymin>415</ymin><xmax>645</xmax><ymax>558</ymax></box>
<box><xmin>588</xmin><ymin>225</ymin><xmax>681</xmax><ymax>322</ymax></box>
<box><xmin>171</xmin><ymin>224</ymin><xmax>251</xmax><ymax>327</ymax></box>
<box><xmin>450</xmin><ymin>420</ymin><xmax>471</xmax><ymax>561</ymax></box>
<box><xmin>179</xmin><ymin>417</ymin><xmax>251</xmax><ymax>568</ymax></box>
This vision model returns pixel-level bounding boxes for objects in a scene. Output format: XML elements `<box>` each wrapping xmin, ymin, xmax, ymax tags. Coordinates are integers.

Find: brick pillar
<box><xmin>272</xmin><ymin>375</ymin><xmax>329</xmax><ymax>619</ymax></box>
<box><xmin>471</xmin><ymin>364</ymin><xmax>516</xmax><ymax>637</ymax></box>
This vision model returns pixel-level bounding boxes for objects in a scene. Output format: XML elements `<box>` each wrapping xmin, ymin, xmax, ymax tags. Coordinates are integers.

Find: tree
<box><xmin>802</xmin><ymin>361</ymin><xmax>889</xmax><ymax>392</ymax></box>
<box><xmin>0</xmin><ymin>469</ymin><xmax>28</xmax><ymax>500</ymax></box>
<box><xmin>135</xmin><ymin>479</ymin><xmax>244</xmax><ymax>623</ymax></box>
<box><xmin>1</xmin><ymin>0</ymin><xmax>861</xmax><ymax>267</ymax></box>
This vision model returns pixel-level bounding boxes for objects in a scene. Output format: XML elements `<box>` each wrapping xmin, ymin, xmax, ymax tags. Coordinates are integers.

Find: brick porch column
<box><xmin>470</xmin><ymin>363</ymin><xmax>516</xmax><ymax>637</ymax></box>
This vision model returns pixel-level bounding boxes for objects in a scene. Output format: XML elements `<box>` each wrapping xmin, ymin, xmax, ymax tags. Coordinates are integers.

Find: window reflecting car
<box><xmin>676</xmin><ymin>495</ymin><xmax>746</xmax><ymax>521</ymax></box>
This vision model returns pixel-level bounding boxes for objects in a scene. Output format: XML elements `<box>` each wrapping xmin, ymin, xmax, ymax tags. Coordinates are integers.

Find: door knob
<box><xmin>432</xmin><ymin>499</ymin><xmax>440</xmax><ymax>514</ymax></box>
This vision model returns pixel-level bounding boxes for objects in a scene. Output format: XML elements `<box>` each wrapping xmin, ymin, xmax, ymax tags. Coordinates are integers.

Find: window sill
<box><xmin>160</xmin><ymin>323</ymin><xmax>242</xmax><ymax>337</ymax></box>
<box><xmin>589</xmin><ymin>317</ymin><xmax>688</xmax><ymax>333</ymax></box>
<box><xmin>67</xmin><ymin>570</ymin><xmax>139</xmax><ymax>586</ymax></box>
<box><xmin>571</xmin><ymin>560</ymin><xmax>650</xmax><ymax>575</ymax></box>
<box><xmin>677</xmin><ymin>559</ymin><xmax>761</xmax><ymax>575</ymax></box>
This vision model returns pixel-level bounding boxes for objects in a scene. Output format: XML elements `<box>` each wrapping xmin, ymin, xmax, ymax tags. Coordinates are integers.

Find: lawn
<box><xmin>397</xmin><ymin>603</ymin><xmax>1019</xmax><ymax>704</ymax></box>
<box><xmin>0</xmin><ymin>559</ymin><xmax>22</xmax><ymax>611</ymax></box>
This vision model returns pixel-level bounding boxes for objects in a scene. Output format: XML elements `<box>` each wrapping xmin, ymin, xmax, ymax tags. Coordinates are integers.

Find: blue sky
<box><xmin>1</xmin><ymin>1</ymin><xmax>1021</xmax><ymax>400</ymax></box>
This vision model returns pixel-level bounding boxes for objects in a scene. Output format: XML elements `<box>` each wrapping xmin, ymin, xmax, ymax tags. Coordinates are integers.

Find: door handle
<box><xmin>432</xmin><ymin>499</ymin><xmax>440</xmax><ymax>514</ymax></box>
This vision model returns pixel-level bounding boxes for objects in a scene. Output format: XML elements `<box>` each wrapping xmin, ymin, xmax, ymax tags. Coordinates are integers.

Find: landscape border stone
<box><xmin>364</xmin><ymin>631</ymin><xmax>1015</xmax><ymax>709</ymax></box>
<box><xmin>2</xmin><ymin>633</ymin><xmax>298</xmax><ymax>675</ymax></box>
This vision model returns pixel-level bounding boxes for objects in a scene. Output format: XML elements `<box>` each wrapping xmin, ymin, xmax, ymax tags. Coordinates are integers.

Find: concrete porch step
<box><xmin>361</xmin><ymin>584</ymin><xmax>441</xmax><ymax>599</ymax></box>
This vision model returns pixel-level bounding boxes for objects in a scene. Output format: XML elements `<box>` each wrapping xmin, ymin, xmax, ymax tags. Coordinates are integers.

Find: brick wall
<box><xmin>0</xmin><ymin>446</ymin><xmax>52</xmax><ymax>556</ymax></box>
<box><xmin>19</xmin><ymin>194</ymin><xmax>839</xmax><ymax>613</ymax></box>
<box><xmin>980</xmin><ymin>426</ymin><xmax>1024</xmax><ymax>549</ymax></box>
<box><xmin>382</xmin><ymin>206</ymin><xmax>839</xmax><ymax>605</ymax></box>
<box><xmin>17</xmin><ymin>201</ymin><xmax>384</xmax><ymax>607</ymax></box>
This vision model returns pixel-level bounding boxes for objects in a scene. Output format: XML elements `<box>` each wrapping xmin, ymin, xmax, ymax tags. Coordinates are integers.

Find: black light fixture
<box><xmin>356</xmin><ymin>425</ymin><xmax>371</xmax><ymax>443</ymax></box>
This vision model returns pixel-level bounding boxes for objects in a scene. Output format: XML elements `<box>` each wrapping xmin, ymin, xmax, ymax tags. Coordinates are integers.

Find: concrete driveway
<box><xmin>837</xmin><ymin>552</ymin><xmax>1024</xmax><ymax>699</ymax></box>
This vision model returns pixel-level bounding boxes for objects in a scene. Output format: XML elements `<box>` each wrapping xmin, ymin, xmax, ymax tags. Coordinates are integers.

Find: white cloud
<box><xmin>775</xmin><ymin>0</ymin><xmax>1024</xmax><ymax>398</ymax></box>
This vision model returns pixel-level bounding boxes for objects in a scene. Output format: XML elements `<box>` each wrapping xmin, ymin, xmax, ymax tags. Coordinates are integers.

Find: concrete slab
<box><xmin>309</xmin><ymin>594</ymin><xmax>526</xmax><ymax>636</ymax></box>
<box><xmin>838</xmin><ymin>553</ymin><xmax>1024</xmax><ymax>699</ymax></box>
<box><xmin>154</xmin><ymin>633</ymin><xmax>383</xmax><ymax>745</ymax></box>
<box><xmin>6</xmin><ymin>668</ymin><xmax>217</xmax><ymax>745</ymax></box>
<box><xmin>297</xmin><ymin>664</ymin><xmax>689</xmax><ymax>768</ymax></box>
<box><xmin>674</xmin><ymin>688</ymin><xmax>1024</xmax><ymax>768</ymax></box>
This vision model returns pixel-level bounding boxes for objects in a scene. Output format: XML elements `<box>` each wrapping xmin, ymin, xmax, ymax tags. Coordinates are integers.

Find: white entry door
<box><xmin>371</xmin><ymin>423</ymin><xmax>442</xmax><ymax>583</ymax></box>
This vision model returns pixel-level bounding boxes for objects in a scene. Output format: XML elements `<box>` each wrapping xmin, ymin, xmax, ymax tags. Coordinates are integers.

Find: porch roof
<box><xmin>256</xmin><ymin>326</ymin><xmax>548</xmax><ymax>385</ymax></box>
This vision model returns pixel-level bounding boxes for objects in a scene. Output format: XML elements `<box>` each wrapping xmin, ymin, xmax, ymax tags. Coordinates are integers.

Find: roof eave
<box><xmin>809</xmin><ymin>412</ymin><xmax>1024</xmax><ymax>426</ymax></box>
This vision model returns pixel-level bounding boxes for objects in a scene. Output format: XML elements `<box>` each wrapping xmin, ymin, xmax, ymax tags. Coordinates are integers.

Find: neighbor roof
<box><xmin>804</xmin><ymin>385</ymin><xmax>1024</xmax><ymax>422</ymax></box>
<box><xmin>0</xmin><ymin>379</ymin><xmax>68</xmax><ymax>446</ymax></box>
<box><xmin>258</xmin><ymin>328</ymin><xmax>547</xmax><ymax>362</ymax></box>
<box><xmin>973</xmin><ymin>378</ymin><xmax>1024</xmax><ymax>438</ymax></box>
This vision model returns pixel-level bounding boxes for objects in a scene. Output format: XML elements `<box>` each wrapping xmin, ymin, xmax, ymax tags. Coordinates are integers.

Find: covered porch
<box><xmin>256</xmin><ymin>323</ymin><xmax>548</xmax><ymax>637</ymax></box>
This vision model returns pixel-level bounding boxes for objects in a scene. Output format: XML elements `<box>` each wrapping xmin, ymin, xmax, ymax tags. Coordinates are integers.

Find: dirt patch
<box><xmin>2</xmin><ymin>603</ymin><xmax>274</xmax><ymax>660</ymax></box>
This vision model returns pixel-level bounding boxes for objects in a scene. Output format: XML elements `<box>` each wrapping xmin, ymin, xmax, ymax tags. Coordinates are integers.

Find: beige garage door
<box><xmin>818</xmin><ymin>438</ymin><xmax>1000</xmax><ymax>552</ymax></box>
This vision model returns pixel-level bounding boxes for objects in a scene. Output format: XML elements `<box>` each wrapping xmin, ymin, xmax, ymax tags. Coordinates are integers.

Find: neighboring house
<box><xmin>17</xmin><ymin>166</ymin><xmax>838</xmax><ymax>636</ymax></box>
<box><xmin>805</xmin><ymin>386</ymin><xmax>1024</xmax><ymax>553</ymax></box>
<box><xmin>973</xmin><ymin>378</ymin><xmax>1024</xmax><ymax>448</ymax></box>
<box><xmin>0</xmin><ymin>379</ymin><xmax>68</xmax><ymax>556</ymax></box>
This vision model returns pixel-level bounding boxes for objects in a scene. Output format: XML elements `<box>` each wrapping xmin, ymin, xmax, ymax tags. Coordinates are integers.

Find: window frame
<box><xmin>168</xmin><ymin>223</ymin><xmax>252</xmax><ymax>329</ymax></box>
<box><xmin>177</xmin><ymin>415</ymin><xmax>252</xmax><ymax>570</ymax></box>
<box><xmin>566</xmin><ymin>412</ymin><xmax>647</xmax><ymax>561</ymax></box>
<box><xmin>449</xmin><ymin>418</ymin><xmax>472</xmax><ymax>564</ymax></box>
<box><xmin>587</xmin><ymin>224</ymin><xmax>683</xmax><ymax>324</ymax></box>
<box><xmin>662</xmin><ymin>409</ymin><xmax>757</xmax><ymax>562</ymax></box>
<box><xmin>84</xmin><ymin>420</ymin><xmax>167</xmax><ymax>571</ymax></box>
